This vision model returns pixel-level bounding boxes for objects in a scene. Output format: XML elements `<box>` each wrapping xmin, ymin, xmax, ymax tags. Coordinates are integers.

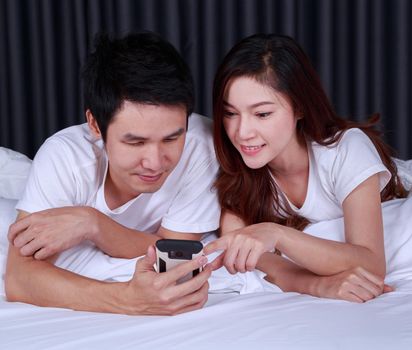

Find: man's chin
<box><xmin>134</xmin><ymin>179</ymin><xmax>166</xmax><ymax>194</ymax></box>
<box><xmin>140</xmin><ymin>184</ymin><xmax>163</xmax><ymax>193</ymax></box>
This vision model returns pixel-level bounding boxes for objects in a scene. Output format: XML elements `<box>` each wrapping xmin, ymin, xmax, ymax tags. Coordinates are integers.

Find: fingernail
<box><xmin>199</xmin><ymin>256</ymin><xmax>208</xmax><ymax>266</ymax></box>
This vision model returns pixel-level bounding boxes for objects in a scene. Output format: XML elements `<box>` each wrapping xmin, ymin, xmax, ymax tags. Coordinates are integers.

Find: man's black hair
<box><xmin>82</xmin><ymin>32</ymin><xmax>194</xmax><ymax>141</ymax></box>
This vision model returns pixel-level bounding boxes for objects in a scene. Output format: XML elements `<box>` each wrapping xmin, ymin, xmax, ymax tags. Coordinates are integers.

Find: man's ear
<box><xmin>86</xmin><ymin>110</ymin><xmax>102</xmax><ymax>139</ymax></box>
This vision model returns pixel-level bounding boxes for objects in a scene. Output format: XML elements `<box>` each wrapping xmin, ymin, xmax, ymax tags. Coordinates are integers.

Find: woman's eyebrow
<box><xmin>223</xmin><ymin>101</ymin><xmax>275</xmax><ymax>108</ymax></box>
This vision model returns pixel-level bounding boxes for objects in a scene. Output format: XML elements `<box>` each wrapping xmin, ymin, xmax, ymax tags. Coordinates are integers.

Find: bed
<box><xmin>1</xmin><ymin>147</ymin><xmax>412</xmax><ymax>350</ymax></box>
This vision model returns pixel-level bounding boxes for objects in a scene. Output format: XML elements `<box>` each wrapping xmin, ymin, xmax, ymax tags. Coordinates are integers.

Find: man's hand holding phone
<box><xmin>123</xmin><ymin>245</ymin><xmax>211</xmax><ymax>315</ymax></box>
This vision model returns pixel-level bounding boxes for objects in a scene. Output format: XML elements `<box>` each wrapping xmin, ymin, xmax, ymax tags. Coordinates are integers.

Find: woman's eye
<box><xmin>256</xmin><ymin>112</ymin><xmax>272</xmax><ymax>118</ymax></box>
<box><xmin>223</xmin><ymin>110</ymin><xmax>237</xmax><ymax>118</ymax></box>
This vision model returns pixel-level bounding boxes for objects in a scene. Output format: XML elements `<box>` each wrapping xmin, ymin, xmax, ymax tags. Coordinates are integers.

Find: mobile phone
<box><xmin>155</xmin><ymin>239</ymin><xmax>204</xmax><ymax>283</ymax></box>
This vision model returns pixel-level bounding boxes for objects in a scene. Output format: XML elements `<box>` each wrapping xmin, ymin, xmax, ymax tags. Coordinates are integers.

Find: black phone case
<box><xmin>155</xmin><ymin>239</ymin><xmax>204</xmax><ymax>283</ymax></box>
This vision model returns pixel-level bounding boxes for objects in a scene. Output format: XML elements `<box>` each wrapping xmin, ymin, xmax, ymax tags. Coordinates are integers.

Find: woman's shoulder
<box><xmin>338</xmin><ymin>127</ymin><xmax>370</xmax><ymax>144</ymax></box>
<box><xmin>311</xmin><ymin>128</ymin><xmax>373</xmax><ymax>155</ymax></box>
<box><xmin>307</xmin><ymin>127</ymin><xmax>391</xmax><ymax>206</ymax></box>
<box><xmin>334</xmin><ymin>128</ymin><xmax>380</xmax><ymax>162</ymax></box>
<box><xmin>309</xmin><ymin>127</ymin><xmax>380</xmax><ymax>181</ymax></box>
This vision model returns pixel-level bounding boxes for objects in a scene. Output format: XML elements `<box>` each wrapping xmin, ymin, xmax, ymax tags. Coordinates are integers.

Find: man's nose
<box><xmin>141</xmin><ymin>145</ymin><xmax>163</xmax><ymax>171</ymax></box>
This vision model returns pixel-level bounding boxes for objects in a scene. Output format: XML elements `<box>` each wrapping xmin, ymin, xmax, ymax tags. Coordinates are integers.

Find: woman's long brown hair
<box><xmin>213</xmin><ymin>34</ymin><xmax>407</xmax><ymax>230</ymax></box>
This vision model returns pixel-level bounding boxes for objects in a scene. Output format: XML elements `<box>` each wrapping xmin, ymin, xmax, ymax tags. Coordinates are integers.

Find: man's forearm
<box><xmin>5</xmin><ymin>245</ymin><xmax>128</xmax><ymax>314</ymax></box>
<box><xmin>86</xmin><ymin>208</ymin><xmax>159</xmax><ymax>258</ymax></box>
<box><xmin>88</xmin><ymin>208</ymin><xmax>202</xmax><ymax>259</ymax></box>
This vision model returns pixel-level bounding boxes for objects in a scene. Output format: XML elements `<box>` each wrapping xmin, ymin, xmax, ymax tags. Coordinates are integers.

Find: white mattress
<box><xmin>2</xmin><ymin>196</ymin><xmax>412</xmax><ymax>349</ymax></box>
<box><xmin>1</xmin><ymin>151</ymin><xmax>412</xmax><ymax>349</ymax></box>
<box><xmin>1</xmin><ymin>286</ymin><xmax>412</xmax><ymax>350</ymax></box>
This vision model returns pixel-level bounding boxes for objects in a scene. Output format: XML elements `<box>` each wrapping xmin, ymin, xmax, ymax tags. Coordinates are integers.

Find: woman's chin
<box><xmin>241</xmin><ymin>158</ymin><xmax>268</xmax><ymax>170</ymax></box>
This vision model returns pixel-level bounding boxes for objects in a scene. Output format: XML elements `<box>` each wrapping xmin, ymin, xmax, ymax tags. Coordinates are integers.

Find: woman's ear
<box><xmin>86</xmin><ymin>110</ymin><xmax>102</xmax><ymax>139</ymax></box>
<box><xmin>294</xmin><ymin>108</ymin><xmax>304</xmax><ymax>120</ymax></box>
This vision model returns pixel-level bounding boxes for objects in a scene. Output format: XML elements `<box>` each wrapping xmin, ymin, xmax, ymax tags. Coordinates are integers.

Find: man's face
<box><xmin>102</xmin><ymin>101</ymin><xmax>187</xmax><ymax>208</ymax></box>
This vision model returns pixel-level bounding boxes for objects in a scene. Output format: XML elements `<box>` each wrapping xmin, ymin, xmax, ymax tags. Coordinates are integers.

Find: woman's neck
<box><xmin>268</xmin><ymin>136</ymin><xmax>309</xmax><ymax>177</ymax></box>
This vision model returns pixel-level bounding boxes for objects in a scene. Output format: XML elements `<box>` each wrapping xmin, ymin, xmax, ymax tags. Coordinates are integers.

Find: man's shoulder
<box><xmin>48</xmin><ymin>123</ymin><xmax>93</xmax><ymax>145</ymax></box>
<box><xmin>36</xmin><ymin>123</ymin><xmax>104</xmax><ymax>169</ymax></box>
<box><xmin>187</xmin><ymin>113</ymin><xmax>213</xmax><ymax>134</ymax></box>
<box><xmin>168</xmin><ymin>113</ymin><xmax>218</xmax><ymax>182</ymax></box>
<box><xmin>185</xmin><ymin>113</ymin><xmax>214</xmax><ymax>152</ymax></box>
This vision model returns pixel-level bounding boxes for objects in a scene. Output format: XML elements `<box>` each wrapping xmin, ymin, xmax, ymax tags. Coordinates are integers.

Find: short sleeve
<box><xmin>160</xmin><ymin>151</ymin><xmax>220</xmax><ymax>234</ymax></box>
<box><xmin>16</xmin><ymin>138</ymin><xmax>78</xmax><ymax>213</ymax></box>
<box><xmin>331</xmin><ymin>128</ymin><xmax>391</xmax><ymax>204</ymax></box>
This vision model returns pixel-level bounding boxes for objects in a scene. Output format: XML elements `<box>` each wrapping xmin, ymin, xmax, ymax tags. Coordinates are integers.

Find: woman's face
<box><xmin>222</xmin><ymin>76</ymin><xmax>300</xmax><ymax>170</ymax></box>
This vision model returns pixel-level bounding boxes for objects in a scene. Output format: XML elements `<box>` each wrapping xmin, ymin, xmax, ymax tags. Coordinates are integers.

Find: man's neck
<box><xmin>104</xmin><ymin>173</ymin><xmax>139</xmax><ymax>210</ymax></box>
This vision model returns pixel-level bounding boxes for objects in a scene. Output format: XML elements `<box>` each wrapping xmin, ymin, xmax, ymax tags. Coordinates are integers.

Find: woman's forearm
<box><xmin>257</xmin><ymin>252</ymin><xmax>387</xmax><ymax>302</ymax></box>
<box><xmin>274</xmin><ymin>224</ymin><xmax>386</xmax><ymax>277</ymax></box>
<box><xmin>257</xmin><ymin>252</ymin><xmax>323</xmax><ymax>295</ymax></box>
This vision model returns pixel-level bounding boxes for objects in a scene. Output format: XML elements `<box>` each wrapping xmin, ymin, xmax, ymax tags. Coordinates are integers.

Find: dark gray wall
<box><xmin>1</xmin><ymin>0</ymin><xmax>411</xmax><ymax>159</ymax></box>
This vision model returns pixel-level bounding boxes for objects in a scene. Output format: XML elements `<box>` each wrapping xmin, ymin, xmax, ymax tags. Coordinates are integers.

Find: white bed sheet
<box><xmin>2</xmin><ymin>197</ymin><xmax>412</xmax><ymax>349</ymax></box>
<box><xmin>2</xmin><ymin>149</ymin><xmax>412</xmax><ymax>349</ymax></box>
<box><xmin>1</xmin><ymin>286</ymin><xmax>412</xmax><ymax>350</ymax></box>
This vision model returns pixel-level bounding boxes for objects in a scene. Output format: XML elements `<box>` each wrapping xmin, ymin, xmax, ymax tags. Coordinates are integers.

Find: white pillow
<box><xmin>395</xmin><ymin>158</ymin><xmax>412</xmax><ymax>195</ymax></box>
<box><xmin>0</xmin><ymin>198</ymin><xmax>18</xmax><ymax>297</ymax></box>
<box><xmin>304</xmin><ymin>196</ymin><xmax>412</xmax><ymax>287</ymax></box>
<box><xmin>0</xmin><ymin>147</ymin><xmax>31</xmax><ymax>200</ymax></box>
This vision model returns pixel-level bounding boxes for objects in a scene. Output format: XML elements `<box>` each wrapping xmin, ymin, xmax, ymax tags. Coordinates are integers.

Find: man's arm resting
<box><xmin>9</xmin><ymin>207</ymin><xmax>202</xmax><ymax>260</ymax></box>
<box><xmin>89</xmin><ymin>209</ymin><xmax>202</xmax><ymax>258</ymax></box>
<box><xmin>5</xmin><ymin>242</ymin><xmax>211</xmax><ymax>315</ymax></box>
<box><xmin>5</xmin><ymin>244</ymin><xmax>127</xmax><ymax>312</ymax></box>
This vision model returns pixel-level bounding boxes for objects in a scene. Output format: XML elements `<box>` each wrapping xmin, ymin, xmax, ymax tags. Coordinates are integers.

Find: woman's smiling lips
<box><xmin>240</xmin><ymin>144</ymin><xmax>266</xmax><ymax>156</ymax></box>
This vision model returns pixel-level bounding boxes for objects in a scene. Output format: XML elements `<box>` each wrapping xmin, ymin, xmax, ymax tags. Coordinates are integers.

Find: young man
<box><xmin>5</xmin><ymin>32</ymin><xmax>220</xmax><ymax>315</ymax></box>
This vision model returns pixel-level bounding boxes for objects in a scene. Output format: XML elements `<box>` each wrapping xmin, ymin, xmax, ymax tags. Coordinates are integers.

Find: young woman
<box><xmin>205</xmin><ymin>33</ymin><xmax>408</xmax><ymax>302</ymax></box>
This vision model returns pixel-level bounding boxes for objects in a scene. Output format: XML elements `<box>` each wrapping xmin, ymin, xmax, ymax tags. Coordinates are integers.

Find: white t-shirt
<box><xmin>281</xmin><ymin>128</ymin><xmax>391</xmax><ymax>223</ymax></box>
<box><xmin>17</xmin><ymin>113</ymin><xmax>220</xmax><ymax>234</ymax></box>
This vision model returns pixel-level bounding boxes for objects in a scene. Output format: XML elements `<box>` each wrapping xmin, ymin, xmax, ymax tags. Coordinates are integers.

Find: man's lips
<box><xmin>136</xmin><ymin>173</ymin><xmax>163</xmax><ymax>183</ymax></box>
<box><xmin>240</xmin><ymin>144</ymin><xmax>266</xmax><ymax>156</ymax></box>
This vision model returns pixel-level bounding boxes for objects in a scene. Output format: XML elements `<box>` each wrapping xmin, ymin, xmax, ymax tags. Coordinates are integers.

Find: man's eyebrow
<box><xmin>164</xmin><ymin>128</ymin><xmax>185</xmax><ymax>139</ymax></box>
<box><xmin>122</xmin><ymin>134</ymin><xmax>148</xmax><ymax>142</ymax></box>
<box><xmin>121</xmin><ymin>128</ymin><xmax>185</xmax><ymax>141</ymax></box>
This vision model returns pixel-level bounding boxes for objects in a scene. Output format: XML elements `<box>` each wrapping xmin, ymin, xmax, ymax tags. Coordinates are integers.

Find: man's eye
<box><xmin>128</xmin><ymin>141</ymin><xmax>145</xmax><ymax>146</ymax></box>
<box><xmin>164</xmin><ymin>138</ymin><xmax>178</xmax><ymax>143</ymax></box>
